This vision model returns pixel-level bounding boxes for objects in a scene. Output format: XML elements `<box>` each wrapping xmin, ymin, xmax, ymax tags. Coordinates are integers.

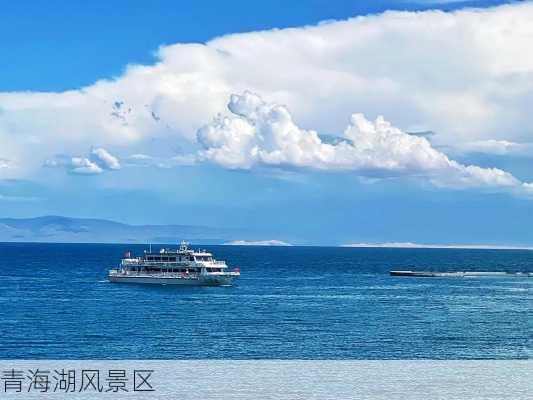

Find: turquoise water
<box><xmin>0</xmin><ymin>243</ymin><xmax>530</xmax><ymax>359</ymax></box>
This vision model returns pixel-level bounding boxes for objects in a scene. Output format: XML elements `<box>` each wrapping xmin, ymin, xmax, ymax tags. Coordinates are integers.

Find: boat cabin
<box><xmin>120</xmin><ymin>242</ymin><xmax>226</xmax><ymax>274</ymax></box>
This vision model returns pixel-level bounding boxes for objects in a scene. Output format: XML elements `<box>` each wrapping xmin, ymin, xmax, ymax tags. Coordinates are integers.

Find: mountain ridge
<box><xmin>0</xmin><ymin>215</ymin><xmax>248</xmax><ymax>244</ymax></box>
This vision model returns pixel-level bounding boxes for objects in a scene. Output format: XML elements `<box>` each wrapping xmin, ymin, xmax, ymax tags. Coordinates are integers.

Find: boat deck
<box><xmin>390</xmin><ymin>270</ymin><xmax>532</xmax><ymax>277</ymax></box>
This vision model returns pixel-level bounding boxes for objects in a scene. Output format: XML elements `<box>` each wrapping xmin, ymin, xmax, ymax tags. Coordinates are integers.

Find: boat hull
<box><xmin>108</xmin><ymin>274</ymin><xmax>238</xmax><ymax>286</ymax></box>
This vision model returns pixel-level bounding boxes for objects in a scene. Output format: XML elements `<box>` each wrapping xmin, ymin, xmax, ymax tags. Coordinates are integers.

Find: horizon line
<box><xmin>0</xmin><ymin>239</ymin><xmax>532</xmax><ymax>250</ymax></box>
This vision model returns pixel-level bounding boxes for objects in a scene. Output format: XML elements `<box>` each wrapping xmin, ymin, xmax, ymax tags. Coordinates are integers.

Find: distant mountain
<box><xmin>224</xmin><ymin>240</ymin><xmax>292</xmax><ymax>246</ymax></box>
<box><xmin>0</xmin><ymin>216</ymin><xmax>250</xmax><ymax>244</ymax></box>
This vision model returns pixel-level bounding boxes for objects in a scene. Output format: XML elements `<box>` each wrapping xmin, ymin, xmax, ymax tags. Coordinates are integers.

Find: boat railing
<box><xmin>111</xmin><ymin>270</ymin><xmax>200</xmax><ymax>279</ymax></box>
<box><xmin>123</xmin><ymin>260</ymin><xmax>192</xmax><ymax>266</ymax></box>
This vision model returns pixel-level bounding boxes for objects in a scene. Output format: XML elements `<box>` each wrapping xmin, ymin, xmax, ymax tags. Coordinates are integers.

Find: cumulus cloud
<box><xmin>44</xmin><ymin>156</ymin><xmax>102</xmax><ymax>175</ymax></box>
<box><xmin>198</xmin><ymin>92</ymin><xmax>527</xmax><ymax>190</ymax></box>
<box><xmin>45</xmin><ymin>147</ymin><xmax>121</xmax><ymax>175</ymax></box>
<box><xmin>1</xmin><ymin>2</ymin><xmax>533</xmax><ymax>191</ymax></box>
<box><xmin>90</xmin><ymin>147</ymin><xmax>121</xmax><ymax>170</ymax></box>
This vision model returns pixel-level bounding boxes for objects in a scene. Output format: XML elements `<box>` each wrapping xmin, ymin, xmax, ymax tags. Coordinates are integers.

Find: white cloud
<box><xmin>198</xmin><ymin>91</ymin><xmax>527</xmax><ymax>190</ymax></box>
<box><xmin>90</xmin><ymin>147</ymin><xmax>121</xmax><ymax>170</ymax></box>
<box><xmin>44</xmin><ymin>147</ymin><xmax>120</xmax><ymax>175</ymax></box>
<box><xmin>0</xmin><ymin>2</ymin><xmax>533</xmax><ymax>191</ymax></box>
<box><xmin>44</xmin><ymin>156</ymin><xmax>103</xmax><ymax>175</ymax></box>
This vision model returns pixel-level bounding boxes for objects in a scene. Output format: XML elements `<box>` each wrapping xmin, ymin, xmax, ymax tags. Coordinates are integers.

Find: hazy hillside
<box><xmin>0</xmin><ymin>216</ymin><xmax>247</xmax><ymax>244</ymax></box>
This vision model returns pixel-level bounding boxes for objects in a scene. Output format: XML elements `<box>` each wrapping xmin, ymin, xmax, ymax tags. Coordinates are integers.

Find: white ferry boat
<box><xmin>108</xmin><ymin>241</ymin><xmax>240</xmax><ymax>286</ymax></box>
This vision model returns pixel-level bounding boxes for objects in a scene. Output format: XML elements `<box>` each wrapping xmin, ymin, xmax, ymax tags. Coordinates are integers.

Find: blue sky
<box><xmin>1</xmin><ymin>0</ymin><xmax>532</xmax><ymax>245</ymax></box>
<box><xmin>0</xmin><ymin>0</ymin><xmax>510</xmax><ymax>91</ymax></box>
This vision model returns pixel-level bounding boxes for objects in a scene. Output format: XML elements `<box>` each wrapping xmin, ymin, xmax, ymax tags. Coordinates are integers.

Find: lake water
<box><xmin>0</xmin><ymin>243</ymin><xmax>530</xmax><ymax>359</ymax></box>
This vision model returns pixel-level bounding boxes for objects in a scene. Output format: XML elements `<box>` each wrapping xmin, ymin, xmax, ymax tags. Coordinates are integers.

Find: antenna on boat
<box><xmin>149</xmin><ymin>243</ymin><xmax>152</xmax><ymax>253</ymax></box>
<box><xmin>179</xmin><ymin>240</ymin><xmax>189</xmax><ymax>252</ymax></box>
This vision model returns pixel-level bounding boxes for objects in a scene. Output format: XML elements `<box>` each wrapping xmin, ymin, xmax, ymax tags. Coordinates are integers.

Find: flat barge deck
<box><xmin>390</xmin><ymin>270</ymin><xmax>532</xmax><ymax>277</ymax></box>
